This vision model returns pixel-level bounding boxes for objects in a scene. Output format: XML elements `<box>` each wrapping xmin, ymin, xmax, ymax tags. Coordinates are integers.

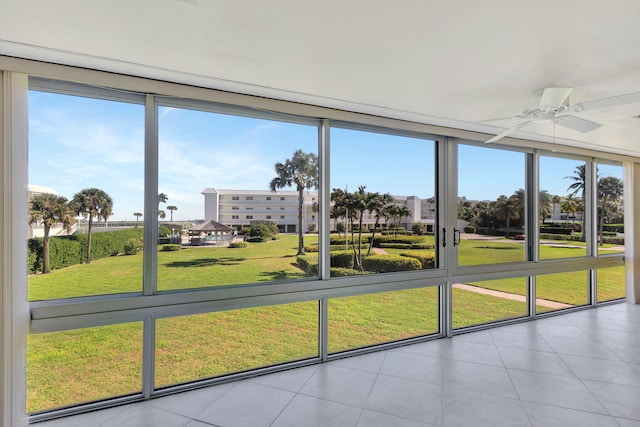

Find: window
<box><xmin>266</xmin><ymin>207</ymin><xmax>271</xmax><ymax>210</ymax></box>
<box><xmin>329</xmin><ymin>127</ymin><xmax>436</xmax><ymax>276</ymax></box>
<box><xmin>28</xmin><ymin>89</ymin><xmax>145</xmax><ymax>301</ymax></box>
<box><xmin>232</xmin><ymin>206</ymin><xmax>239</xmax><ymax>210</ymax></box>
<box><xmin>280</xmin><ymin>215</ymin><xmax>285</xmax><ymax>219</ymax></box>
<box><xmin>232</xmin><ymin>196</ymin><xmax>239</xmax><ymax>200</ymax></box>
<box><xmin>596</xmin><ymin>162</ymin><xmax>624</xmax><ymax>257</ymax></box>
<box><xmin>266</xmin><ymin>196</ymin><xmax>271</xmax><ymax>200</ymax></box>
<box><xmin>246</xmin><ymin>207</ymin><xmax>253</xmax><ymax>210</ymax></box>
<box><xmin>266</xmin><ymin>215</ymin><xmax>271</xmax><ymax>219</ymax></box>
<box><xmin>280</xmin><ymin>207</ymin><xmax>285</xmax><ymax>210</ymax></box>
<box><xmin>232</xmin><ymin>215</ymin><xmax>239</xmax><ymax>219</ymax></box>
<box><xmin>539</xmin><ymin>156</ymin><xmax>586</xmax><ymax>259</ymax></box>
<box><xmin>280</xmin><ymin>196</ymin><xmax>285</xmax><ymax>200</ymax></box>
<box><xmin>246</xmin><ymin>196</ymin><xmax>253</xmax><ymax>200</ymax></box>
<box><xmin>246</xmin><ymin>215</ymin><xmax>253</xmax><ymax>219</ymax></box>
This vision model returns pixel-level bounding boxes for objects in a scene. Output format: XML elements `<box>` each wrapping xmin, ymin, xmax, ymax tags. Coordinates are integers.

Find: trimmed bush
<box><xmin>463</xmin><ymin>226</ymin><xmax>476</xmax><ymax>233</ymax></box>
<box><xmin>371</xmin><ymin>235</ymin><xmax>429</xmax><ymax>247</ymax></box>
<box><xmin>304</xmin><ymin>245</ymin><xmax>319</xmax><ymax>252</ymax></box>
<box><xmin>296</xmin><ymin>255</ymin><xmax>318</xmax><ymax>275</ymax></box>
<box><xmin>331</xmin><ymin>251</ymin><xmax>355</xmax><ymax>269</ymax></box>
<box><xmin>228</xmin><ymin>241</ymin><xmax>248</xmax><ymax>248</ymax></box>
<box><xmin>399</xmin><ymin>251</ymin><xmax>435</xmax><ymax>269</ymax></box>
<box><xmin>123</xmin><ymin>238</ymin><xmax>143</xmax><ymax>255</ymax></box>
<box><xmin>160</xmin><ymin>244</ymin><xmax>181</xmax><ymax>251</ymax></box>
<box><xmin>539</xmin><ymin>227</ymin><xmax>573</xmax><ymax>235</ymax></box>
<box><xmin>410</xmin><ymin>243</ymin><xmax>435</xmax><ymax>250</ymax></box>
<box><xmin>158</xmin><ymin>225</ymin><xmax>172</xmax><ymax>237</ymax></box>
<box><xmin>362</xmin><ymin>254</ymin><xmax>422</xmax><ymax>273</ymax></box>
<box><xmin>27</xmin><ymin>228</ymin><xmax>144</xmax><ymax>274</ymax></box>
<box><xmin>249</xmin><ymin>224</ymin><xmax>273</xmax><ymax>240</ymax></box>
<box><xmin>330</xmin><ymin>267</ymin><xmax>370</xmax><ymax>277</ymax></box>
<box><xmin>379</xmin><ymin>243</ymin><xmax>412</xmax><ymax>249</ymax></box>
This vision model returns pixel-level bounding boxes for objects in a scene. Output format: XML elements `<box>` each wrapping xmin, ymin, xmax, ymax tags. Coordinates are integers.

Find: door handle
<box><xmin>453</xmin><ymin>228</ymin><xmax>461</xmax><ymax>247</ymax></box>
<box><xmin>442</xmin><ymin>227</ymin><xmax>447</xmax><ymax>247</ymax></box>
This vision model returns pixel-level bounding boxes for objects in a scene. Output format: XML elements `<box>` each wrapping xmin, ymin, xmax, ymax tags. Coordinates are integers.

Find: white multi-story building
<box><xmin>202</xmin><ymin>188</ymin><xmax>436</xmax><ymax>233</ymax></box>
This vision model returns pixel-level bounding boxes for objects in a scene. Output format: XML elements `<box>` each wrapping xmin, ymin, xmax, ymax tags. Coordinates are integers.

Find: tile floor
<box><xmin>36</xmin><ymin>303</ymin><xmax>640</xmax><ymax>427</ymax></box>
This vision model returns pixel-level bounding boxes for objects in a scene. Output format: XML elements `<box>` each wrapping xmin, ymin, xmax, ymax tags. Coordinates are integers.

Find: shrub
<box><xmin>330</xmin><ymin>251</ymin><xmax>354</xmax><ymax>269</ymax></box>
<box><xmin>249</xmin><ymin>224</ymin><xmax>273</xmax><ymax>240</ymax></box>
<box><xmin>296</xmin><ymin>255</ymin><xmax>318</xmax><ymax>275</ymax></box>
<box><xmin>399</xmin><ymin>251</ymin><xmax>435</xmax><ymax>269</ymax></box>
<box><xmin>304</xmin><ymin>245</ymin><xmax>319</xmax><ymax>252</ymax></box>
<box><xmin>228</xmin><ymin>241</ymin><xmax>248</xmax><ymax>248</ymax></box>
<box><xmin>362</xmin><ymin>254</ymin><xmax>422</xmax><ymax>273</ymax></box>
<box><xmin>464</xmin><ymin>226</ymin><xmax>476</xmax><ymax>233</ymax></box>
<box><xmin>330</xmin><ymin>267</ymin><xmax>370</xmax><ymax>277</ymax></box>
<box><xmin>602</xmin><ymin>236</ymin><xmax>624</xmax><ymax>245</ymax></box>
<box><xmin>158</xmin><ymin>225</ymin><xmax>172</xmax><ymax>237</ymax></box>
<box><xmin>410</xmin><ymin>243</ymin><xmax>435</xmax><ymax>250</ymax></box>
<box><xmin>160</xmin><ymin>244</ymin><xmax>181</xmax><ymax>252</ymax></box>
<box><xmin>250</xmin><ymin>220</ymin><xmax>279</xmax><ymax>235</ymax></box>
<box><xmin>371</xmin><ymin>235</ymin><xmax>429</xmax><ymax>247</ymax></box>
<box><xmin>412</xmin><ymin>223</ymin><xmax>426</xmax><ymax>235</ymax></box>
<box><xmin>379</xmin><ymin>243</ymin><xmax>412</xmax><ymax>249</ymax></box>
<box><xmin>603</xmin><ymin>224</ymin><xmax>624</xmax><ymax>233</ymax></box>
<box><xmin>539</xmin><ymin>227</ymin><xmax>573</xmax><ymax>235</ymax></box>
<box><xmin>123</xmin><ymin>238</ymin><xmax>143</xmax><ymax>255</ymax></box>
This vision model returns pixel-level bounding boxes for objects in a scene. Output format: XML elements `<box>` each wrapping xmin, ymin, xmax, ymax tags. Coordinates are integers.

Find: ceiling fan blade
<box><xmin>539</xmin><ymin>87</ymin><xmax>573</xmax><ymax>109</ymax></box>
<box><xmin>571</xmin><ymin>92</ymin><xmax>640</xmax><ymax>113</ymax></box>
<box><xmin>556</xmin><ymin>115</ymin><xmax>601</xmax><ymax>133</ymax></box>
<box><xmin>485</xmin><ymin>121</ymin><xmax>532</xmax><ymax>143</ymax></box>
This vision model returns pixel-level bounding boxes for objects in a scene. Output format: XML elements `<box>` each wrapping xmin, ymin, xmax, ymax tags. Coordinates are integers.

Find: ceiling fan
<box><xmin>484</xmin><ymin>87</ymin><xmax>640</xmax><ymax>143</ymax></box>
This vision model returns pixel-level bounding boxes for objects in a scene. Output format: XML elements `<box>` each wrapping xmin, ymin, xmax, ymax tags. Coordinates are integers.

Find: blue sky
<box><xmin>28</xmin><ymin>91</ymin><xmax>623</xmax><ymax>221</ymax></box>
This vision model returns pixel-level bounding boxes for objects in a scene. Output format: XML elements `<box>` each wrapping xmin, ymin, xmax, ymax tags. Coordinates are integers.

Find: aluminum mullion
<box><xmin>142</xmin><ymin>315</ymin><xmax>155</xmax><ymax>398</ymax></box>
<box><xmin>143</xmin><ymin>94</ymin><xmax>158</xmax><ymax>296</ymax></box>
<box><xmin>319</xmin><ymin>120</ymin><xmax>330</xmax><ymax>280</ymax></box>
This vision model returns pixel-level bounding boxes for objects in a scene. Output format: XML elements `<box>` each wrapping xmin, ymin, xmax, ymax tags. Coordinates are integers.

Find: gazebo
<box><xmin>188</xmin><ymin>220</ymin><xmax>235</xmax><ymax>246</ymax></box>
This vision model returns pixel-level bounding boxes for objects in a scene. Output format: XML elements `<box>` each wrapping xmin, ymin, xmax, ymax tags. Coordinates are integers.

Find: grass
<box><xmin>26</xmin><ymin>233</ymin><xmax>627</xmax><ymax>412</ymax></box>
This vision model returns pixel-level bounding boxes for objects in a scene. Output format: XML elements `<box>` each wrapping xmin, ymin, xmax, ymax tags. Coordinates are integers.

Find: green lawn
<box><xmin>26</xmin><ymin>233</ymin><xmax>626</xmax><ymax>413</ymax></box>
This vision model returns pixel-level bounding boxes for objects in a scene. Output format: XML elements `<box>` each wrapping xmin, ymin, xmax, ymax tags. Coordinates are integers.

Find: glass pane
<box><xmin>27</xmin><ymin>323</ymin><xmax>143</xmax><ymax>413</ymax></box>
<box><xmin>597</xmin><ymin>164</ymin><xmax>624</xmax><ymax>256</ymax></box>
<box><xmin>535</xmin><ymin>271</ymin><xmax>589</xmax><ymax>314</ymax></box>
<box><xmin>157</xmin><ymin>106</ymin><xmax>318</xmax><ymax>291</ymax></box>
<box><xmin>155</xmin><ymin>302</ymin><xmax>318</xmax><ymax>388</ymax></box>
<box><xmin>328</xmin><ymin>287</ymin><xmax>439</xmax><ymax>353</ymax></box>
<box><xmin>452</xmin><ymin>278</ymin><xmax>528</xmax><ymax>329</ymax></box>
<box><xmin>539</xmin><ymin>156</ymin><xmax>587</xmax><ymax>259</ymax></box>
<box><xmin>328</xmin><ymin>128</ymin><xmax>436</xmax><ymax>277</ymax></box>
<box><xmin>597</xmin><ymin>266</ymin><xmax>626</xmax><ymax>302</ymax></box>
<box><xmin>457</xmin><ymin>145</ymin><xmax>526</xmax><ymax>265</ymax></box>
<box><xmin>28</xmin><ymin>91</ymin><xmax>144</xmax><ymax>301</ymax></box>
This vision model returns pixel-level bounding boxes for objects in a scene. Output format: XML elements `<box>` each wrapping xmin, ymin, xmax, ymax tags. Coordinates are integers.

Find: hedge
<box><xmin>28</xmin><ymin>228</ymin><xmax>144</xmax><ymax>274</ymax></box>
<box><xmin>296</xmin><ymin>255</ymin><xmax>318</xmax><ymax>275</ymax></box>
<box><xmin>362</xmin><ymin>254</ymin><xmax>422</xmax><ymax>273</ymax></box>
<box><xmin>371</xmin><ymin>235</ymin><xmax>430</xmax><ymax>247</ymax></box>
<box><xmin>160</xmin><ymin>244</ymin><xmax>181</xmax><ymax>252</ymax></box>
<box><xmin>330</xmin><ymin>267</ymin><xmax>370</xmax><ymax>277</ymax></box>
<box><xmin>228</xmin><ymin>241</ymin><xmax>248</xmax><ymax>248</ymax></box>
<box><xmin>399</xmin><ymin>251</ymin><xmax>435</xmax><ymax>269</ymax></box>
<box><xmin>539</xmin><ymin>227</ymin><xmax>573</xmax><ymax>235</ymax></box>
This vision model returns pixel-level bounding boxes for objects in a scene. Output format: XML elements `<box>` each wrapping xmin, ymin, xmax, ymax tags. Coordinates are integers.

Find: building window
<box><xmin>232</xmin><ymin>196</ymin><xmax>239</xmax><ymax>200</ymax></box>
<box><xmin>280</xmin><ymin>196</ymin><xmax>285</xmax><ymax>200</ymax></box>
<box><xmin>266</xmin><ymin>196</ymin><xmax>271</xmax><ymax>200</ymax></box>
<box><xmin>246</xmin><ymin>215</ymin><xmax>253</xmax><ymax>219</ymax></box>
<box><xmin>246</xmin><ymin>196</ymin><xmax>253</xmax><ymax>200</ymax></box>
<box><xmin>266</xmin><ymin>215</ymin><xmax>271</xmax><ymax>219</ymax></box>
<box><xmin>280</xmin><ymin>215</ymin><xmax>285</xmax><ymax>219</ymax></box>
<box><xmin>232</xmin><ymin>206</ymin><xmax>239</xmax><ymax>210</ymax></box>
<box><xmin>246</xmin><ymin>207</ymin><xmax>253</xmax><ymax>210</ymax></box>
<box><xmin>266</xmin><ymin>207</ymin><xmax>271</xmax><ymax>210</ymax></box>
<box><xmin>280</xmin><ymin>207</ymin><xmax>285</xmax><ymax>210</ymax></box>
<box><xmin>232</xmin><ymin>215</ymin><xmax>239</xmax><ymax>219</ymax></box>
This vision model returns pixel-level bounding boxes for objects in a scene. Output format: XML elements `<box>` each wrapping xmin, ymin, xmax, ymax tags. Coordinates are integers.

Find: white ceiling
<box><xmin>2</xmin><ymin>0</ymin><xmax>640</xmax><ymax>156</ymax></box>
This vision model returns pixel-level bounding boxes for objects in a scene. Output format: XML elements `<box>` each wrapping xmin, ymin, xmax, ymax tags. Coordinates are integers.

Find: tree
<box><xmin>566</xmin><ymin>165</ymin><xmax>587</xmax><ymax>241</ymax></box>
<box><xmin>158</xmin><ymin>193</ymin><xmax>168</xmax><ymax>219</ymax></box>
<box><xmin>133</xmin><ymin>212</ymin><xmax>143</xmax><ymax>227</ymax></box>
<box><xmin>166</xmin><ymin>205</ymin><xmax>178</xmax><ymax>222</ymax></box>
<box><xmin>366</xmin><ymin>192</ymin><xmax>394</xmax><ymax>256</ymax></box>
<box><xmin>269</xmin><ymin>150</ymin><xmax>319</xmax><ymax>255</ymax></box>
<box><xmin>597</xmin><ymin>176</ymin><xmax>623</xmax><ymax>246</ymax></box>
<box><xmin>71</xmin><ymin>188</ymin><xmax>114</xmax><ymax>263</ymax></box>
<box><xmin>539</xmin><ymin>190</ymin><xmax>553</xmax><ymax>224</ymax></box>
<box><xmin>494</xmin><ymin>195</ymin><xmax>519</xmax><ymax>237</ymax></box>
<box><xmin>561</xmin><ymin>195</ymin><xmax>579</xmax><ymax>222</ymax></box>
<box><xmin>29</xmin><ymin>193</ymin><xmax>75</xmax><ymax>274</ymax></box>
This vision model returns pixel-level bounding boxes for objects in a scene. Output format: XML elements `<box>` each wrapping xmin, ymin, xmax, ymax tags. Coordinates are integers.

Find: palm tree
<box><xmin>29</xmin><ymin>193</ymin><xmax>76</xmax><ymax>274</ymax></box>
<box><xmin>158</xmin><ymin>193</ymin><xmax>168</xmax><ymax>220</ymax></box>
<box><xmin>366</xmin><ymin>192</ymin><xmax>394</xmax><ymax>256</ymax></box>
<box><xmin>494</xmin><ymin>195</ymin><xmax>519</xmax><ymax>237</ymax></box>
<box><xmin>166</xmin><ymin>205</ymin><xmax>178</xmax><ymax>222</ymax></box>
<box><xmin>566</xmin><ymin>165</ymin><xmax>587</xmax><ymax>240</ymax></box>
<box><xmin>539</xmin><ymin>190</ymin><xmax>554</xmax><ymax>224</ymax></box>
<box><xmin>133</xmin><ymin>212</ymin><xmax>143</xmax><ymax>227</ymax></box>
<box><xmin>561</xmin><ymin>195</ymin><xmax>579</xmax><ymax>222</ymax></box>
<box><xmin>597</xmin><ymin>176</ymin><xmax>623</xmax><ymax>246</ymax></box>
<box><xmin>71</xmin><ymin>188</ymin><xmax>114</xmax><ymax>263</ymax></box>
<box><xmin>269</xmin><ymin>150</ymin><xmax>319</xmax><ymax>255</ymax></box>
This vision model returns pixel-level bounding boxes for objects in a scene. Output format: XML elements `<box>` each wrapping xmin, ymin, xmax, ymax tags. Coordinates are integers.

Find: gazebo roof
<box><xmin>189</xmin><ymin>219</ymin><xmax>234</xmax><ymax>232</ymax></box>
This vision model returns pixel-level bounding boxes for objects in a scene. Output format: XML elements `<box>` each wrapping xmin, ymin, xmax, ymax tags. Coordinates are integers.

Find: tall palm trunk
<box><xmin>86</xmin><ymin>215</ymin><xmax>94</xmax><ymax>263</ymax></box>
<box><xmin>43</xmin><ymin>224</ymin><xmax>51</xmax><ymax>274</ymax></box>
<box><xmin>297</xmin><ymin>188</ymin><xmax>305</xmax><ymax>255</ymax></box>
